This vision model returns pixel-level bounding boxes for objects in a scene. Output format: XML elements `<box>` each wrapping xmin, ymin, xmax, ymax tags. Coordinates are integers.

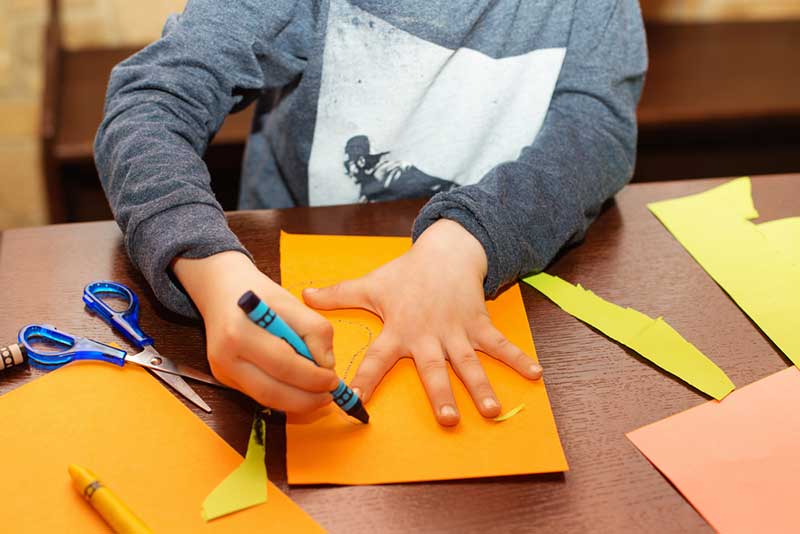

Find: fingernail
<box><xmin>305</xmin><ymin>287</ymin><xmax>318</xmax><ymax>294</ymax></box>
<box><xmin>529</xmin><ymin>363</ymin><xmax>543</xmax><ymax>377</ymax></box>
<box><xmin>482</xmin><ymin>397</ymin><xmax>499</xmax><ymax>412</ymax></box>
<box><xmin>440</xmin><ymin>405</ymin><xmax>457</xmax><ymax>418</ymax></box>
<box><xmin>352</xmin><ymin>387</ymin><xmax>362</xmax><ymax>398</ymax></box>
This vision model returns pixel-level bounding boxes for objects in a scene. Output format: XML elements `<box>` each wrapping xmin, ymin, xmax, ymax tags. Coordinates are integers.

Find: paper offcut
<box><xmin>648</xmin><ymin>177</ymin><xmax>800</xmax><ymax>367</ymax></box>
<box><xmin>493</xmin><ymin>403</ymin><xmax>526</xmax><ymax>422</ymax></box>
<box><xmin>523</xmin><ymin>273</ymin><xmax>735</xmax><ymax>400</ymax></box>
<box><xmin>202</xmin><ymin>412</ymin><xmax>268</xmax><ymax>521</ymax></box>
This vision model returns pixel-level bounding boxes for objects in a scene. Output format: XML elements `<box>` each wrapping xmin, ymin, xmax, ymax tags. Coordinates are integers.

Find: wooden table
<box><xmin>1</xmin><ymin>174</ymin><xmax>797</xmax><ymax>532</ymax></box>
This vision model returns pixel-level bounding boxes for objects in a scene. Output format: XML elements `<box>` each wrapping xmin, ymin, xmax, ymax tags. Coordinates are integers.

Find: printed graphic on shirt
<box><xmin>308</xmin><ymin>0</ymin><xmax>566</xmax><ymax>206</ymax></box>
<box><xmin>343</xmin><ymin>135</ymin><xmax>457</xmax><ymax>202</ymax></box>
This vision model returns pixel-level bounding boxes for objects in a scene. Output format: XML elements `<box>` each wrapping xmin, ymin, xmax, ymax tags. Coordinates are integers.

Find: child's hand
<box><xmin>303</xmin><ymin>219</ymin><xmax>543</xmax><ymax>426</ymax></box>
<box><xmin>172</xmin><ymin>251</ymin><xmax>339</xmax><ymax>413</ymax></box>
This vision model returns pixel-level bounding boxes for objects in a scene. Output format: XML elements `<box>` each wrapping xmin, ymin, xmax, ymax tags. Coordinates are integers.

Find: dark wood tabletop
<box><xmin>1</xmin><ymin>174</ymin><xmax>797</xmax><ymax>533</ymax></box>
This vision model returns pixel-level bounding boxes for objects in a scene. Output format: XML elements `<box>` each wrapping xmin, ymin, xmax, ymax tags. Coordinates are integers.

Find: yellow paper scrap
<box><xmin>523</xmin><ymin>273</ymin><xmax>735</xmax><ymax>400</ymax></box>
<box><xmin>648</xmin><ymin>177</ymin><xmax>800</xmax><ymax>367</ymax></box>
<box><xmin>493</xmin><ymin>403</ymin><xmax>526</xmax><ymax>422</ymax></box>
<box><xmin>201</xmin><ymin>413</ymin><xmax>268</xmax><ymax>521</ymax></box>
<box><xmin>758</xmin><ymin>217</ymin><xmax>800</xmax><ymax>267</ymax></box>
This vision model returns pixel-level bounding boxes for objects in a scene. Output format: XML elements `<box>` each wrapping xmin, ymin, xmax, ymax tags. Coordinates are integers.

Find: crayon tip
<box><xmin>67</xmin><ymin>464</ymin><xmax>81</xmax><ymax>480</ymax></box>
<box><xmin>349</xmin><ymin>402</ymin><xmax>370</xmax><ymax>424</ymax></box>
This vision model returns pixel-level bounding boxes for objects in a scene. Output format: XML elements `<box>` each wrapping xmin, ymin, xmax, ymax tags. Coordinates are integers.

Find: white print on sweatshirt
<box><xmin>308</xmin><ymin>0</ymin><xmax>566</xmax><ymax>206</ymax></box>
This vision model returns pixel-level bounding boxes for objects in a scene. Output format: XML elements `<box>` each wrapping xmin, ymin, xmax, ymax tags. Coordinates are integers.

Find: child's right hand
<box><xmin>172</xmin><ymin>251</ymin><xmax>339</xmax><ymax>413</ymax></box>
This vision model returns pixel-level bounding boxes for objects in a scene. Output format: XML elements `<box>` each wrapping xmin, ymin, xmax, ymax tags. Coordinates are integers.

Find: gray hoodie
<box><xmin>95</xmin><ymin>0</ymin><xmax>647</xmax><ymax>317</ymax></box>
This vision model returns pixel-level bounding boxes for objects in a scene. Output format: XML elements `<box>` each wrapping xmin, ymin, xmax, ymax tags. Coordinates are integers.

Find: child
<box><xmin>95</xmin><ymin>0</ymin><xmax>647</xmax><ymax>426</ymax></box>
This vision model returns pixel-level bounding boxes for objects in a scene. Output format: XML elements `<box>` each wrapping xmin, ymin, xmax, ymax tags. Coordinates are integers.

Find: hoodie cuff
<box><xmin>129</xmin><ymin>202</ymin><xmax>252</xmax><ymax>317</ymax></box>
<box><xmin>412</xmin><ymin>192</ymin><xmax>508</xmax><ymax>298</ymax></box>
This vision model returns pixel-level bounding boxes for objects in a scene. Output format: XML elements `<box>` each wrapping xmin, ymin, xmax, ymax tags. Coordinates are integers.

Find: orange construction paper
<box><xmin>0</xmin><ymin>362</ymin><xmax>324</xmax><ymax>534</ymax></box>
<box><xmin>627</xmin><ymin>367</ymin><xmax>800</xmax><ymax>533</ymax></box>
<box><xmin>282</xmin><ymin>232</ymin><xmax>567</xmax><ymax>485</ymax></box>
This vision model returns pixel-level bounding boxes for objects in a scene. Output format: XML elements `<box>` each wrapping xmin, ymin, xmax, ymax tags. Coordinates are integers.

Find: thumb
<box><xmin>303</xmin><ymin>279</ymin><xmax>375</xmax><ymax>313</ymax></box>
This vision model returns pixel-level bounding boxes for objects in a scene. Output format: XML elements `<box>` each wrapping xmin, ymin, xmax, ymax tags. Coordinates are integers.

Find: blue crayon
<box><xmin>237</xmin><ymin>290</ymin><xmax>369</xmax><ymax>424</ymax></box>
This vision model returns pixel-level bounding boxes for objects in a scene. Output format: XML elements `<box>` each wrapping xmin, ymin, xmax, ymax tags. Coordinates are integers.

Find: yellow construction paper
<box><xmin>201</xmin><ymin>413</ymin><xmax>268</xmax><ymax>521</ymax></box>
<box><xmin>759</xmin><ymin>217</ymin><xmax>800</xmax><ymax>267</ymax></box>
<box><xmin>493</xmin><ymin>403</ymin><xmax>526</xmax><ymax>422</ymax></box>
<box><xmin>282</xmin><ymin>232</ymin><xmax>567</xmax><ymax>485</ymax></box>
<box><xmin>523</xmin><ymin>273</ymin><xmax>734</xmax><ymax>400</ymax></box>
<box><xmin>648</xmin><ymin>177</ymin><xmax>800</xmax><ymax>366</ymax></box>
<box><xmin>0</xmin><ymin>363</ymin><xmax>324</xmax><ymax>533</ymax></box>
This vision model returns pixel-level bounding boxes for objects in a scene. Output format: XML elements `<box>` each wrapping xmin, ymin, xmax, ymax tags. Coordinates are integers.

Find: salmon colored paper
<box><xmin>0</xmin><ymin>363</ymin><xmax>323</xmax><ymax>534</ymax></box>
<box><xmin>627</xmin><ymin>367</ymin><xmax>800</xmax><ymax>533</ymax></box>
<box><xmin>282</xmin><ymin>232</ymin><xmax>567</xmax><ymax>485</ymax></box>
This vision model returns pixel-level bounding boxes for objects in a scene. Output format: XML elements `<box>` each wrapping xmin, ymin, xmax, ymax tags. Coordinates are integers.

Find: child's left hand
<box><xmin>302</xmin><ymin>219</ymin><xmax>543</xmax><ymax>426</ymax></box>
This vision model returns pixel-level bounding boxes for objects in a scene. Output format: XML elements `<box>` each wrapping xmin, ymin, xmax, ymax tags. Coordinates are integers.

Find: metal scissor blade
<box><xmin>127</xmin><ymin>346</ymin><xmax>212</xmax><ymax>413</ymax></box>
<box><xmin>127</xmin><ymin>346</ymin><xmax>225</xmax><ymax>388</ymax></box>
<box><xmin>170</xmin><ymin>362</ymin><xmax>226</xmax><ymax>388</ymax></box>
<box><xmin>151</xmin><ymin>368</ymin><xmax>212</xmax><ymax>413</ymax></box>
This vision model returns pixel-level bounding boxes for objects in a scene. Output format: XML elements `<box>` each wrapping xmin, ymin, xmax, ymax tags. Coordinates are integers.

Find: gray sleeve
<box><xmin>412</xmin><ymin>0</ymin><xmax>647</xmax><ymax>297</ymax></box>
<box><xmin>94</xmin><ymin>0</ymin><xmax>313</xmax><ymax>317</ymax></box>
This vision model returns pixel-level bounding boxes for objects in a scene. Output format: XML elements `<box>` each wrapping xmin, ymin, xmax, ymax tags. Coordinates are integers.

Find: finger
<box><xmin>238</xmin><ymin>318</ymin><xmax>340</xmax><ymax>393</ymax></box>
<box><xmin>413</xmin><ymin>339</ymin><xmax>459</xmax><ymax>426</ymax></box>
<box><xmin>228</xmin><ymin>358</ymin><xmax>332</xmax><ymax>413</ymax></box>
<box><xmin>301</xmin><ymin>319</ymin><xmax>336</xmax><ymax>370</ymax></box>
<box><xmin>271</xmin><ymin>303</ymin><xmax>336</xmax><ymax>369</ymax></box>
<box><xmin>446</xmin><ymin>338</ymin><xmax>501</xmax><ymax>418</ymax></box>
<box><xmin>350</xmin><ymin>333</ymin><xmax>401</xmax><ymax>403</ymax></box>
<box><xmin>303</xmin><ymin>278</ymin><xmax>375</xmax><ymax>313</ymax></box>
<box><xmin>471</xmin><ymin>321</ymin><xmax>543</xmax><ymax>380</ymax></box>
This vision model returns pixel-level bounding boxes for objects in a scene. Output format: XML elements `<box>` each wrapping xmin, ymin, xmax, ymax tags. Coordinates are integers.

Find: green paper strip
<box><xmin>493</xmin><ymin>403</ymin><xmax>526</xmax><ymax>422</ymax></box>
<box><xmin>201</xmin><ymin>413</ymin><xmax>268</xmax><ymax>521</ymax></box>
<box><xmin>523</xmin><ymin>273</ymin><xmax>735</xmax><ymax>400</ymax></box>
<box><xmin>648</xmin><ymin>177</ymin><xmax>800</xmax><ymax>367</ymax></box>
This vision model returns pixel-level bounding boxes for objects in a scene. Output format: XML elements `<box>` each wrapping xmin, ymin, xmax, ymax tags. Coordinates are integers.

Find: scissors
<box><xmin>17</xmin><ymin>281</ymin><xmax>223</xmax><ymax>412</ymax></box>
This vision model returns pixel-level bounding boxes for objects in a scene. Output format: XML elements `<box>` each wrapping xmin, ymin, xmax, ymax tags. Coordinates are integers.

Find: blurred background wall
<box><xmin>0</xmin><ymin>0</ymin><xmax>185</xmax><ymax>230</ymax></box>
<box><xmin>643</xmin><ymin>0</ymin><xmax>800</xmax><ymax>21</ymax></box>
<box><xmin>1</xmin><ymin>0</ymin><xmax>799</xmax><ymax>230</ymax></box>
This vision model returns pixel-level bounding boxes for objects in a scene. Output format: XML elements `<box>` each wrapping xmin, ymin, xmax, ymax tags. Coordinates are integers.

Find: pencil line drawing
<box><xmin>282</xmin><ymin>277</ymin><xmax>378</xmax><ymax>381</ymax></box>
<box><xmin>334</xmin><ymin>319</ymin><xmax>375</xmax><ymax>381</ymax></box>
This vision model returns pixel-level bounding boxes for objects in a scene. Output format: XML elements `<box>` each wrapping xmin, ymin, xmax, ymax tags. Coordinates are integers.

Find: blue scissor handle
<box><xmin>18</xmin><ymin>324</ymin><xmax>127</xmax><ymax>367</ymax></box>
<box><xmin>82</xmin><ymin>281</ymin><xmax>154</xmax><ymax>348</ymax></box>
